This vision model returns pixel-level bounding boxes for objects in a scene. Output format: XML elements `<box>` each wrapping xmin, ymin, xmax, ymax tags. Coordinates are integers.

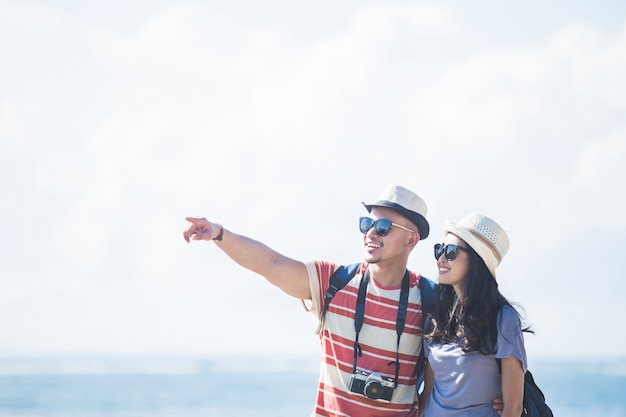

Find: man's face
<box><xmin>361</xmin><ymin>207</ymin><xmax>417</xmax><ymax>264</ymax></box>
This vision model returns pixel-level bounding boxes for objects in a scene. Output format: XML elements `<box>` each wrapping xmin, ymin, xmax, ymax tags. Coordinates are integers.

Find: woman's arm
<box><xmin>499</xmin><ymin>356</ymin><xmax>524</xmax><ymax>417</ymax></box>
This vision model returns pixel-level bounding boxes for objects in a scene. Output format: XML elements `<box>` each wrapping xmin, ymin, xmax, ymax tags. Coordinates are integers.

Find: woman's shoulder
<box><xmin>497</xmin><ymin>304</ymin><xmax>522</xmax><ymax>333</ymax></box>
<box><xmin>498</xmin><ymin>304</ymin><xmax>519</xmax><ymax>318</ymax></box>
<box><xmin>494</xmin><ymin>305</ymin><xmax>528</xmax><ymax>369</ymax></box>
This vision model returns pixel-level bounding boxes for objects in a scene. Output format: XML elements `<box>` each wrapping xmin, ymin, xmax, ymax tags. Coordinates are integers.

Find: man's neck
<box><xmin>367</xmin><ymin>262</ymin><xmax>409</xmax><ymax>287</ymax></box>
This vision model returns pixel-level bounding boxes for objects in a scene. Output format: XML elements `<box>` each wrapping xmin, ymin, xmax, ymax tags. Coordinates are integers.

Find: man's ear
<box><xmin>407</xmin><ymin>234</ymin><xmax>419</xmax><ymax>248</ymax></box>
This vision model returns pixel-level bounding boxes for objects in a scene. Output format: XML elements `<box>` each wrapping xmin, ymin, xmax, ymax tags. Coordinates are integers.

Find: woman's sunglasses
<box><xmin>434</xmin><ymin>243</ymin><xmax>469</xmax><ymax>261</ymax></box>
<box><xmin>359</xmin><ymin>217</ymin><xmax>415</xmax><ymax>237</ymax></box>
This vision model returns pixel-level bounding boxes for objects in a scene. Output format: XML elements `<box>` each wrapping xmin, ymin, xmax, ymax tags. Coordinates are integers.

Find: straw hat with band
<box><xmin>444</xmin><ymin>213</ymin><xmax>510</xmax><ymax>280</ymax></box>
<box><xmin>362</xmin><ymin>184</ymin><xmax>430</xmax><ymax>239</ymax></box>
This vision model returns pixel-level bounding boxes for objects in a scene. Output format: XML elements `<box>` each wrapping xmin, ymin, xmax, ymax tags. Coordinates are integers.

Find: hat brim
<box><xmin>444</xmin><ymin>221</ymin><xmax>498</xmax><ymax>280</ymax></box>
<box><xmin>363</xmin><ymin>201</ymin><xmax>430</xmax><ymax>239</ymax></box>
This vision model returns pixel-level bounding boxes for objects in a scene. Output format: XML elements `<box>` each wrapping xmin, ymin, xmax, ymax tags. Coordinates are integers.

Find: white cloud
<box><xmin>66</xmin><ymin>1</ymin><xmax>461</xmax><ymax>240</ymax></box>
<box><xmin>1</xmin><ymin>0</ymin><xmax>626</xmax><ymax>359</ymax></box>
<box><xmin>576</xmin><ymin>129</ymin><xmax>626</xmax><ymax>187</ymax></box>
<box><xmin>551</xmin><ymin>21</ymin><xmax>626</xmax><ymax>109</ymax></box>
<box><xmin>0</xmin><ymin>0</ymin><xmax>64</xmax><ymax>32</ymax></box>
<box><xmin>0</xmin><ymin>97</ymin><xmax>30</xmax><ymax>151</ymax></box>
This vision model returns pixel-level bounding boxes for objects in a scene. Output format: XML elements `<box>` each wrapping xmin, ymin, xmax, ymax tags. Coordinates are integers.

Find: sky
<box><xmin>0</xmin><ymin>0</ymin><xmax>625</xmax><ymax>362</ymax></box>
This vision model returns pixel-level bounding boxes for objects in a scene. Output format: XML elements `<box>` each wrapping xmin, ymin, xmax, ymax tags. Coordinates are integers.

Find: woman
<box><xmin>419</xmin><ymin>213</ymin><xmax>530</xmax><ymax>417</ymax></box>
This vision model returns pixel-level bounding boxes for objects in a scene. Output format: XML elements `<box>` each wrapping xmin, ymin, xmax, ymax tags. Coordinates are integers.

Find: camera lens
<box><xmin>364</xmin><ymin>380</ymin><xmax>384</xmax><ymax>400</ymax></box>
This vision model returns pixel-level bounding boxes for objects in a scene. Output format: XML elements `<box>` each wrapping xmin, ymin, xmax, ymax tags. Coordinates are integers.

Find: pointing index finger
<box><xmin>183</xmin><ymin>217</ymin><xmax>201</xmax><ymax>242</ymax></box>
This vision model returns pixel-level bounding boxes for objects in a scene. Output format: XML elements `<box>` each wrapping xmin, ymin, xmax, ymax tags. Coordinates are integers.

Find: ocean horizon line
<box><xmin>0</xmin><ymin>354</ymin><xmax>624</xmax><ymax>376</ymax></box>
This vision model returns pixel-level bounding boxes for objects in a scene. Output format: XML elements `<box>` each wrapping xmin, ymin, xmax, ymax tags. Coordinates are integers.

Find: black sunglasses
<box><xmin>359</xmin><ymin>217</ymin><xmax>415</xmax><ymax>237</ymax></box>
<box><xmin>434</xmin><ymin>243</ymin><xmax>469</xmax><ymax>261</ymax></box>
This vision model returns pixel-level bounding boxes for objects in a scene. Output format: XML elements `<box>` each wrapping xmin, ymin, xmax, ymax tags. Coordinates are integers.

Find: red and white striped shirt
<box><xmin>304</xmin><ymin>260</ymin><xmax>425</xmax><ymax>417</ymax></box>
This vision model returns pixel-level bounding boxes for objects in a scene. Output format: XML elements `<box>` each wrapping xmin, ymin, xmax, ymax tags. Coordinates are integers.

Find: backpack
<box><xmin>492</xmin><ymin>312</ymin><xmax>554</xmax><ymax>417</ymax></box>
<box><xmin>320</xmin><ymin>263</ymin><xmax>436</xmax><ymax>390</ymax></box>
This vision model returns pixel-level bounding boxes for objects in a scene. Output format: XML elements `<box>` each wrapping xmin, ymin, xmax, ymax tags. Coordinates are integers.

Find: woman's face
<box><xmin>437</xmin><ymin>233</ymin><xmax>470</xmax><ymax>294</ymax></box>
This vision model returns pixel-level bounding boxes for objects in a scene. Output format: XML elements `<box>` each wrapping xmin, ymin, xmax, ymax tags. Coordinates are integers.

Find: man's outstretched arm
<box><xmin>183</xmin><ymin>217</ymin><xmax>311</xmax><ymax>300</ymax></box>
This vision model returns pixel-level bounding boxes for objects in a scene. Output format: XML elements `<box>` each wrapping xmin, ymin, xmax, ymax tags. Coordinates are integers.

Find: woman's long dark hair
<box><xmin>424</xmin><ymin>243</ymin><xmax>532</xmax><ymax>354</ymax></box>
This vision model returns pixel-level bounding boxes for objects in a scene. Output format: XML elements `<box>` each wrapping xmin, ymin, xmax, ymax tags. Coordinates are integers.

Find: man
<box><xmin>183</xmin><ymin>184</ymin><xmax>432</xmax><ymax>417</ymax></box>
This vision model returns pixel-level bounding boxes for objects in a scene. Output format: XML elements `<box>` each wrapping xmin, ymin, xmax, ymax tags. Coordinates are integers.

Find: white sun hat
<box><xmin>362</xmin><ymin>184</ymin><xmax>430</xmax><ymax>239</ymax></box>
<box><xmin>444</xmin><ymin>213</ymin><xmax>510</xmax><ymax>280</ymax></box>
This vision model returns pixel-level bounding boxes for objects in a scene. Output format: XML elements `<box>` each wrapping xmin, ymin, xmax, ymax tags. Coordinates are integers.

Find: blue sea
<box><xmin>0</xmin><ymin>356</ymin><xmax>624</xmax><ymax>417</ymax></box>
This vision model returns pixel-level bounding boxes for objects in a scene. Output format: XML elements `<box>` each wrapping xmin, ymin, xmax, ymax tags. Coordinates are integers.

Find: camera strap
<box><xmin>352</xmin><ymin>268</ymin><xmax>410</xmax><ymax>388</ymax></box>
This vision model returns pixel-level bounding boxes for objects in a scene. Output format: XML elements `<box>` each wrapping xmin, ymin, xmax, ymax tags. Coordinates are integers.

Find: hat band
<box><xmin>466</xmin><ymin>228</ymin><xmax>503</xmax><ymax>263</ymax></box>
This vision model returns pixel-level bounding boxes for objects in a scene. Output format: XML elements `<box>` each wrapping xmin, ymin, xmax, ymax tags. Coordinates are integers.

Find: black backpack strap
<box><xmin>319</xmin><ymin>262</ymin><xmax>361</xmax><ymax>319</ymax></box>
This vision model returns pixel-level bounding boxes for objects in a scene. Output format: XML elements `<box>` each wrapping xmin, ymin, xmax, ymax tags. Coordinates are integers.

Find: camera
<box><xmin>349</xmin><ymin>370</ymin><xmax>395</xmax><ymax>401</ymax></box>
